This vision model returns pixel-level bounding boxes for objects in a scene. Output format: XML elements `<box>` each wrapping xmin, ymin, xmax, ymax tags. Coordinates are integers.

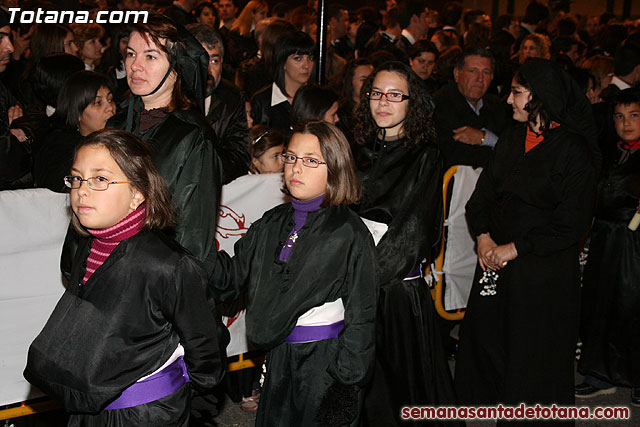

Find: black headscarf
<box><xmin>518</xmin><ymin>58</ymin><xmax>601</xmax><ymax>171</ymax></box>
<box><xmin>124</xmin><ymin>20</ymin><xmax>209</xmax><ymax>134</ymax></box>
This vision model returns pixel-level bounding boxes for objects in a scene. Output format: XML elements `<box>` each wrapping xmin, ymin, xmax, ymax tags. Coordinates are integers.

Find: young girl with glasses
<box><xmin>24</xmin><ymin>129</ymin><xmax>228</xmax><ymax>426</ymax></box>
<box><xmin>211</xmin><ymin>120</ymin><xmax>377</xmax><ymax>427</ymax></box>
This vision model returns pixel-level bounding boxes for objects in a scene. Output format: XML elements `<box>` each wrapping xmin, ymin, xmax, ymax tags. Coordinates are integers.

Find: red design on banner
<box><xmin>224</xmin><ymin>309</ymin><xmax>246</xmax><ymax>328</ymax></box>
<box><xmin>216</xmin><ymin>205</ymin><xmax>250</xmax><ymax>250</ymax></box>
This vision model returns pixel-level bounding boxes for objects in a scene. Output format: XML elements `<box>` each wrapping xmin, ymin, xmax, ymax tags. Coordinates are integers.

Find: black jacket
<box><xmin>236</xmin><ymin>56</ymin><xmax>270</xmax><ymax>100</ymax></box>
<box><xmin>206</xmin><ymin>79</ymin><xmax>251</xmax><ymax>184</ymax></box>
<box><xmin>25</xmin><ymin>230</ymin><xmax>229</xmax><ymax>413</ymax></box>
<box><xmin>434</xmin><ymin>82</ymin><xmax>511</xmax><ymax>168</ymax></box>
<box><xmin>33</xmin><ymin>126</ymin><xmax>82</xmax><ymax>192</ymax></box>
<box><xmin>250</xmin><ymin>83</ymin><xmax>292</xmax><ymax>134</ymax></box>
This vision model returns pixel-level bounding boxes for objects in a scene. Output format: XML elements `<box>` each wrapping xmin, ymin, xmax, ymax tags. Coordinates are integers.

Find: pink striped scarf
<box><xmin>83</xmin><ymin>205</ymin><xmax>146</xmax><ymax>284</ymax></box>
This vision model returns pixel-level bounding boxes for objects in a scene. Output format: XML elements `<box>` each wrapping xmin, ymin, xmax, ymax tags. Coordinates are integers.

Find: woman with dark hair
<box><xmin>98</xmin><ymin>24</ymin><xmax>131</xmax><ymax>103</ymax></box>
<box><xmin>33</xmin><ymin>71</ymin><xmax>115</xmax><ymax>192</ymax></box>
<box><xmin>195</xmin><ymin>2</ymin><xmax>219</xmax><ymax>29</ymax></box>
<box><xmin>333</xmin><ymin>57</ymin><xmax>373</xmax><ymax>142</ymax></box>
<box><xmin>408</xmin><ymin>39</ymin><xmax>440</xmax><ymax>94</ymax></box>
<box><xmin>290</xmin><ymin>84</ymin><xmax>339</xmax><ymax>126</ymax></box>
<box><xmin>250</xmin><ymin>30</ymin><xmax>315</xmax><ymax>134</ymax></box>
<box><xmin>352</xmin><ymin>61</ymin><xmax>458</xmax><ymax>425</ymax></box>
<box><xmin>455</xmin><ymin>59</ymin><xmax>599</xmax><ymax>408</ymax></box>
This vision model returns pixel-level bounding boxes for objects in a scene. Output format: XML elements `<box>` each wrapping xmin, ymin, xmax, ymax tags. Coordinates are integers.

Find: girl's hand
<box><xmin>8</xmin><ymin>104</ymin><xmax>23</xmax><ymax>126</ymax></box>
<box><xmin>477</xmin><ymin>233</ymin><xmax>498</xmax><ymax>271</ymax></box>
<box><xmin>486</xmin><ymin>242</ymin><xmax>518</xmax><ymax>270</ymax></box>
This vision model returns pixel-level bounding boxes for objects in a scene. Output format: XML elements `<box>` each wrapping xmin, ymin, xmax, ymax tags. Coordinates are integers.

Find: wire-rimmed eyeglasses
<box><xmin>64</xmin><ymin>176</ymin><xmax>132</xmax><ymax>191</ymax></box>
<box><xmin>280</xmin><ymin>154</ymin><xmax>327</xmax><ymax>168</ymax></box>
<box><xmin>366</xmin><ymin>90</ymin><xmax>411</xmax><ymax>102</ymax></box>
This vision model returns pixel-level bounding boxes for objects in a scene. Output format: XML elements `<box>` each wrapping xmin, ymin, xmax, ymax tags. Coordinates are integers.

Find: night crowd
<box><xmin>0</xmin><ymin>0</ymin><xmax>639</xmax><ymax>426</ymax></box>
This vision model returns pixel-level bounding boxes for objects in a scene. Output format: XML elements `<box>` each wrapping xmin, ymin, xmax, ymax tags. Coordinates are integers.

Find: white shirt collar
<box><xmin>45</xmin><ymin>105</ymin><xmax>56</xmax><ymax>117</ymax></box>
<box><xmin>271</xmin><ymin>82</ymin><xmax>288</xmax><ymax>107</ymax></box>
<box><xmin>382</xmin><ymin>31</ymin><xmax>396</xmax><ymax>41</ymax></box>
<box><xmin>611</xmin><ymin>75</ymin><xmax>632</xmax><ymax>90</ymax></box>
<box><xmin>465</xmin><ymin>98</ymin><xmax>484</xmax><ymax>115</ymax></box>
<box><xmin>401</xmin><ymin>29</ymin><xmax>416</xmax><ymax>45</ymax></box>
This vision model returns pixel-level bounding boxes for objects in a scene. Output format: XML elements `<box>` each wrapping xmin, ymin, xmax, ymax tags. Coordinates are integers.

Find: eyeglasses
<box><xmin>366</xmin><ymin>90</ymin><xmax>410</xmax><ymax>102</ymax></box>
<box><xmin>280</xmin><ymin>154</ymin><xmax>327</xmax><ymax>168</ymax></box>
<box><xmin>64</xmin><ymin>176</ymin><xmax>132</xmax><ymax>191</ymax></box>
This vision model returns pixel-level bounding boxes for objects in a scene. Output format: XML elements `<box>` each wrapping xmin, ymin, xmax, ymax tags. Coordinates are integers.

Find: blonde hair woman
<box><xmin>230</xmin><ymin>0</ymin><xmax>268</xmax><ymax>37</ymax></box>
<box><xmin>516</xmin><ymin>33</ymin><xmax>551</xmax><ymax>64</ymax></box>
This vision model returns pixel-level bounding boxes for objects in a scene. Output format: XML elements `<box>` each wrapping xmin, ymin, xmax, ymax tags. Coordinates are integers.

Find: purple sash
<box><xmin>285</xmin><ymin>320</ymin><xmax>345</xmax><ymax>343</ymax></box>
<box><xmin>105</xmin><ymin>356</ymin><xmax>190</xmax><ymax>410</ymax></box>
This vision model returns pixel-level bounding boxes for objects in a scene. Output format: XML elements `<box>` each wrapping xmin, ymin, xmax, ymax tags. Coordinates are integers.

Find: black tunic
<box><xmin>457</xmin><ymin>124</ymin><xmax>597</xmax><ymax>410</ymax></box>
<box><xmin>578</xmin><ymin>146</ymin><xmax>640</xmax><ymax>387</ymax></box>
<box><xmin>353</xmin><ymin>137</ymin><xmax>459</xmax><ymax>426</ymax></box>
<box><xmin>250</xmin><ymin>84</ymin><xmax>292</xmax><ymax>135</ymax></box>
<box><xmin>24</xmin><ymin>231</ymin><xmax>229</xmax><ymax>423</ymax></box>
<box><xmin>211</xmin><ymin>203</ymin><xmax>377</xmax><ymax>427</ymax></box>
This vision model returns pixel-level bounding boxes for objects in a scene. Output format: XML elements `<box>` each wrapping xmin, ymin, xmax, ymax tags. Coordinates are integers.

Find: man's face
<box><xmin>219</xmin><ymin>0</ymin><xmax>237</xmax><ymax>21</ymax></box>
<box><xmin>204</xmin><ymin>43</ymin><xmax>223</xmax><ymax>92</ymax></box>
<box><xmin>331</xmin><ymin>10</ymin><xmax>349</xmax><ymax>39</ymax></box>
<box><xmin>0</xmin><ymin>26</ymin><xmax>14</xmax><ymax>73</ymax></box>
<box><xmin>453</xmin><ymin>55</ymin><xmax>493</xmax><ymax>105</ymax></box>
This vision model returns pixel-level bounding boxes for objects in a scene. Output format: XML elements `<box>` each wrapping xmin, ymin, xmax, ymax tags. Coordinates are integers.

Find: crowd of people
<box><xmin>0</xmin><ymin>0</ymin><xmax>638</xmax><ymax>426</ymax></box>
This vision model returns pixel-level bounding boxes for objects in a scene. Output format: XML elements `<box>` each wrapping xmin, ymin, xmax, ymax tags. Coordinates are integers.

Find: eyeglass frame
<box><xmin>63</xmin><ymin>175</ymin><xmax>132</xmax><ymax>191</ymax></box>
<box><xmin>366</xmin><ymin>90</ymin><xmax>411</xmax><ymax>102</ymax></box>
<box><xmin>280</xmin><ymin>153</ymin><xmax>327</xmax><ymax>168</ymax></box>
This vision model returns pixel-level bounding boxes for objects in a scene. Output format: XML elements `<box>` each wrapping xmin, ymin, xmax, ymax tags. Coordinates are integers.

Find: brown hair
<box><xmin>289</xmin><ymin>120</ymin><xmax>361</xmax><ymax>206</ymax></box>
<box><xmin>71</xmin><ymin>23</ymin><xmax>105</xmax><ymax>61</ymax></box>
<box><xmin>250</xmin><ymin>124</ymin><xmax>285</xmax><ymax>173</ymax></box>
<box><xmin>230</xmin><ymin>0</ymin><xmax>269</xmax><ymax>36</ymax></box>
<box><xmin>70</xmin><ymin>129</ymin><xmax>176</xmax><ymax>236</ymax></box>
<box><xmin>518</xmin><ymin>33</ymin><xmax>551</xmax><ymax>63</ymax></box>
<box><xmin>130</xmin><ymin>14</ymin><xmax>191</xmax><ymax>112</ymax></box>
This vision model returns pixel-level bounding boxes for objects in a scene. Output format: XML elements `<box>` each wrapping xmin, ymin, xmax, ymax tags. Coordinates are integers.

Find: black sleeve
<box><xmin>162</xmin><ymin>255</ymin><xmax>229</xmax><ymax>392</ymax></box>
<box><xmin>217</xmin><ymin>94</ymin><xmax>251</xmax><ymax>184</ymax></box>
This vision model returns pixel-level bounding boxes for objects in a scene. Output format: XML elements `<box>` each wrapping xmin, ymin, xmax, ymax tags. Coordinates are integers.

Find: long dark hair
<box><xmin>354</xmin><ymin>61</ymin><xmax>436</xmax><ymax>146</ymax></box>
<box><xmin>272</xmin><ymin>30</ymin><xmax>315</xmax><ymax>98</ymax></box>
<box><xmin>290</xmin><ymin>84</ymin><xmax>338</xmax><ymax>125</ymax></box>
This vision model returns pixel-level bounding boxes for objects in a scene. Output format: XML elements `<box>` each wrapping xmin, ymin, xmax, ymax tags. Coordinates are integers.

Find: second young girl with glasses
<box><xmin>24</xmin><ymin>129</ymin><xmax>228</xmax><ymax>426</ymax></box>
<box><xmin>211</xmin><ymin>120</ymin><xmax>377</xmax><ymax>426</ymax></box>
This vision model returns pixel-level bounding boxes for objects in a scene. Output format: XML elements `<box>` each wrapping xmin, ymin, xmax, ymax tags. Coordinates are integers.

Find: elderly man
<box><xmin>434</xmin><ymin>48</ymin><xmax>510</xmax><ymax>169</ymax></box>
<box><xmin>188</xmin><ymin>23</ymin><xmax>251</xmax><ymax>184</ymax></box>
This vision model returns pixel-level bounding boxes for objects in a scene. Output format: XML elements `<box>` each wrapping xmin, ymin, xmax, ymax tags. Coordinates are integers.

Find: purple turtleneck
<box><xmin>279</xmin><ymin>194</ymin><xmax>325</xmax><ymax>262</ymax></box>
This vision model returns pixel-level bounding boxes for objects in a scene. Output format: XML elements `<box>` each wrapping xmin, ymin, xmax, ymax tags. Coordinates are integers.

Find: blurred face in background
<box><xmin>410</xmin><ymin>51</ymin><xmax>436</xmax><ymax>80</ymax></box>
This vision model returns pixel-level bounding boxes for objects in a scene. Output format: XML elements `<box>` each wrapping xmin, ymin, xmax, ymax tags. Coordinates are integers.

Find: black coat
<box><xmin>25</xmin><ymin>230</ymin><xmax>229</xmax><ymax>414</ymax></box>
<box><xmin>579</xmin><ymin>146</ymin><xmax>640</xmax><ymax>387</ymax></box>
<box><xmin>457</xmin><ymin>124</ymin><xmax>597</xmax><ymax>407</ymax></box>
<box><xmin>206</xmin><ymin>79</ymin><xmax>251</xmax><ymax>184</ymax></box>
<box><xmin>236</xmin><ymin>57</ymin><xmax>270</xmax><ymax>100</ymax></box>
<box><xmin>211</xmin><ymin>203</ymin><xmax>377</xmax><ymax>426</ymax></box>
<box><xmin>108</xmin><ymin>104</ymin><xmax>223</xmax><ymax>270</ymax></box>
<box><xmin>250</xmin><ymin>84</ymin><xmax>292</xmax><ymax>134</ymax></box>
<box><xmin>433</xmin><ymin>81</ymin><xmax>511</xmax><ymax>169</ymax></box>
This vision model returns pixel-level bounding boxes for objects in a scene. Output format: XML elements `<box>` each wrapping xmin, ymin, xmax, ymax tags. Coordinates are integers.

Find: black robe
<box><xmin>108</xmin><ymin>105</ymin><xmax>222</xmax><ymax>270</ymax></box>
<box><xmin>352</xmin><ymin>137</ymin><xmax>459</xmax><ymax>426</ymax></box>
<box><xmin>24</xmin><ymin>231</ymin><xmax>229</xmax><ymax>425</ymax></box>
<box><xmin>578</xmin><ymin>146</ymin><xmax>640</xmax><ymax>387</ymax></box>
<box><xmin>210</xmin><ymin>203</ymin><xmax>377</xmax><ymax>427</ymax></box>
<box><xmin>457</xmin><ymin>124</ymin><xmax>597</xmax><ymax>412</ymax></box>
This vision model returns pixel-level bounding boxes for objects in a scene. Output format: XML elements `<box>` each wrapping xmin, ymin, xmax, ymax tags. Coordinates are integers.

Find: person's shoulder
<box><xmin>214</xmin><ymin>79</ymin><xmax>245</xmax><ymax>105</ymax></box>
<box><xmin>251</xmin><ymin>84</ymin><xmax>272</xmax><ymax>103</ymax></box>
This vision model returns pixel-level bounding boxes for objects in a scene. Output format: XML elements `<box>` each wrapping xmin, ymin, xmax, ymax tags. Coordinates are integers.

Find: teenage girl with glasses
<box><xmin>211</xmin><ymin>120</ymin><xmax>377</xmax><ymax>427</ymax></box>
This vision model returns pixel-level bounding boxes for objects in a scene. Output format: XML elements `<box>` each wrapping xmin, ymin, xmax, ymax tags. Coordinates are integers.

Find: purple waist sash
<box><xmin>105</xmin><ymin>356</ymin><xmax>190</xmax><ymax>410</ymax></box>
<box><xmin>285</xmin><ymin>320</ymin><xmax>345</xmax><ymax>343</ymax></box>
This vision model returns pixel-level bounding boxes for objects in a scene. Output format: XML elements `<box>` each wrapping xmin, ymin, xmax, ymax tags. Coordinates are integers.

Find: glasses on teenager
<box><xmin>280</xmin><ymin>154</ymin><xmax>327</xmax><ymax>168</ymax></box>
<box><xmin>366</xmin><ymin>91</ymin><xmax>411</xmax><ymax>102</ymax></box>
<box><xmin>64</xmin><ymin>176</ymin><xmax>132</xmax><ymax>191</ymax></box>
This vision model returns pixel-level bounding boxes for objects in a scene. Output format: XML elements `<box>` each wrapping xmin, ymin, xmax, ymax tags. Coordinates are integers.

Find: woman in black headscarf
<box><xmin>352</xmin><ymin>61</ymin><xmax>459</xmax><ymax>426</ymax></box>
<box><xmin>107</xmin><ymin>13</ymin><xmax>222</xmax><ymax>270</ymax></box>
<box><xmin>455</xmin><ymin>58</ymin><xmax>599</xmax><ymax>414</ymax></box>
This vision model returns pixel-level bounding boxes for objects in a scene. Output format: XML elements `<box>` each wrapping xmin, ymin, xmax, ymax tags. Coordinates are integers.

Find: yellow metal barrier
<box><xmin>0</xmin><ymin>399</ymin><xmax>60</xmax><ymax>421</ymax></box>
<box><xmin>428</xmin><ymin>166</ymin><xmax>465</xmax><ymax>321</ymax></box>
